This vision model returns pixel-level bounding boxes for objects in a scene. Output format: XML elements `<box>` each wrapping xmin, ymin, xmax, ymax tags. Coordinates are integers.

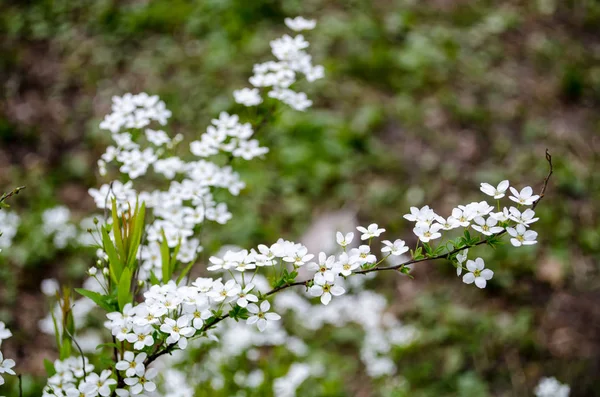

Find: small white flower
<box><xmin>116</xmin><ymin>351</ymin><xmax>146</xmax><ymax>378</ymax></box>
<box><xmin>246</xmin><ymin>301</ymin><xmax>281</xmax><ymax>332</ymax></box>
<box><xmin>233</xmin><ymin>88</ymin><xmax>263</xmax><ymax>107</ymax></box>
<box><xmin>455</xmin><ymin>249</ymin><xmax>468</xmax><ymax>276</ymax></box>
<box><xmin>349</xmin><ymin>245</ymin><xmax>376</xmax><ymax>265</ymax></box>
<box><xmin>307</xmin><ymin>252</ymin><xmax>336</xmax><ymax>282</ymax></box>
<box><xmin>0</xmin><ymin>321</ymin><xmax>12</xmax><ymax>345</ymax></box>
<box><xmin>124</xmin><ymin>367</ymin><xmax>158</xmax><ymax>394</ymax></box>
<box><xmin>84</xmin><ymin>369</ymin><xmax>117</xmax><ymax>396</ymax></box>
<box><xmin>471</xmin><ymin>216</ymin><xmax>504</xmax><ymax>236</ymax></box>
<box><xmin>336</xmin><ymin>231</ymin><xmax>354</xmax><ymax>248</ymax></box>
<box><xmin>506</xmin><ymin>224</ymin><xmax>538</xmax><ymax>247</ymax></box>
<box><xmin>508</xmin><ymin>186</ymin><xmax>540</xmax><ymax>206</ymax></box>
<box><xmin>284</xmin><ymin>16</ymin><xmax>317</xmax><ymax>31</ymax></box>
<box><xmin>413</xmin><ymin>223</ymin><xmax>443</xmax><ymax>243</ymax></box>
<box><xmin>507</xmin><ymin>207</ymin><xmax>539</xmax><ymax>225</ymax></box>
<box><xmin>236</xmin><ymin>284</ymin><xmax>259</xmax><ymax>308</ymax></box>
<box><xmin>0</xmin><ymin>351</ymin><xmax>16</xmax><ymax>386</ymax></box>
<box><xmin>159</xmin><ymin>317</ymin><xmax>195</xmax><ymax>349</ymax></box>
<box><xmin>462</xmin><ymin>258</ymin><xmax>494</xmax><ymax>289</ymax></box>
<box><xmin>335</xmin><ymin>252</ymin><xmax>360</xmax><ymax>276</ymax></box>
<box><xmin>381</xmin><ymin>239</ymin><xmax>409</xmax><ymax>256</ymax></box>
<box><xmin>534</xmin><ymin>377</ymin><xmax>570</xmax><ymax>397</ymax></box>
<box><xmin>480</xmin><ymin>180</ymin><xmax>509</xmax><ymax>199</ymax></box>
<box><xmin>309</xmin><ymin>277</ymin><xmax>345</xmax><ymax>305</ymax></box>
<box><xmin>356</xmin><ymin>223</ymin><xmax>386</xmax><ymax>240</ymax></box>
<box><xmin>125</xmin><ymin>325</ymin><xmax>154</xmax><ymax>351</ymax></box>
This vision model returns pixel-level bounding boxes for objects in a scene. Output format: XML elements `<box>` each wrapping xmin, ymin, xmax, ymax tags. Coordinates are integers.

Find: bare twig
<box><xmin>0</xmin><ymin>186</ymin><xmax>25</xmax><ymax>205</ymax></box>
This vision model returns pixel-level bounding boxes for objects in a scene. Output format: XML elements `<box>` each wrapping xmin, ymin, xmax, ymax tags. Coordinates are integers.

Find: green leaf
<box><xmin>176</xmin><ymin>260</ymin><xmax>196</xmax><ymax>285</ymax></box>
<box><xmin>102</xmin><ymin>227</ymin><xmax>122</xmax><ymax>284</ymax></box>
<box><xmin>111</xmin><ymin>199</ymin><xmax>125</xmax><ymax>264</ymax></box>
<box><xmin>44</xmin><ymin>358</ymin><xmax>56</xmax><ymax>377</ymax></box>
<box><xmin>59</xmin><ymin>342</ymin><xmax>71</xmax><ymax>361</ymax></box>
<box><xmin>228</xmin><ymin>306</ymin><xmax>249</xmax><ymax>321</ymax></box>
<box><xmin>170</xmin><ymin>238</ymin><xmax>182</xmax><ymax>276</ymax></box>
<box><xmin>95</xmin><ymin>342</ymin><xmax>120</xmax><ymax>350</ymax></box>
<box><xmin>150</xmin><ymin>271</ymin><xmax>161</xmax><ymax>286</ymax></box>
<box><xmin>127</xmin><ymin>202</ymin><xmax>146</xmax><ymax>266</ymax></box>
<box><xmin>118</xmin><ymin>268</ymin><xmax>132</xmax><ymax>312</ymax></box>
<box><xmin>75</xmin><ymin>288</ymin><xmax>116</xmax><ymax>312</ymax></box>
<box><xmin>160</xmin><ymin>230</ymin><xmax>171</xmax><ymax>283</ymax></box>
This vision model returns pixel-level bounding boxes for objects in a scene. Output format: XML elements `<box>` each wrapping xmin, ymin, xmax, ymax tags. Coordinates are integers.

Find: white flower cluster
<box><xmin>405</xmin><ymin>180</ymin><xmax>539</xmax><ymax>246</ymax></box>
<box><xmin>0</xmin><ymin>210</ymin><xmax>19</xmax><ymax>250</ymax></box>
<box><xmin>534</xmin><ymin>376</ymin><xmax>570</xmax><ymax>397</ymax></box>
<box><xmin>0</xmin><ymin>322</ymin><xmax>16</xmax><ymax>386</ymax></box>
<box><xmin>42</xmin><ymin>356</ymin><xmax>117</xmax><ymax>397</ymax></box>
<box><xmin>239</xmin><ymin>16</ymin><xmax>323</xmax><ymax>111</ymax></box>
<box><xmin>42</xmin><ymin>206</ymin><xmax>78</xmax><ymax>249</ymax></box>
<box><xmin>88</xmin><ymin>20</ymin><xmax>321</xmax><ymax>283</ymax></box>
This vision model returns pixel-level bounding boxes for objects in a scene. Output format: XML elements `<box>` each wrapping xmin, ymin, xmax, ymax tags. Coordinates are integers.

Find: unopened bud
<box><xmin>88</xmin><ymin>266</ymin><xmax>98</xmax><ymax>276</ymax></box>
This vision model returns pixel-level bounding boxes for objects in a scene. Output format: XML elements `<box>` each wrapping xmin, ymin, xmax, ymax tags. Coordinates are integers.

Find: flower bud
<box><xmin>88</xmin><ymin>266</ymin><xmax>98</xmax><ymax>276</ymax></box>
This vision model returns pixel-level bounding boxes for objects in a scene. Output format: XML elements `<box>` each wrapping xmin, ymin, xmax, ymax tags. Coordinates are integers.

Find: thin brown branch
<box><xmin>144</xmin><ymin>151</ymin><xmax>554</xmax><ymax>367</ymax></box>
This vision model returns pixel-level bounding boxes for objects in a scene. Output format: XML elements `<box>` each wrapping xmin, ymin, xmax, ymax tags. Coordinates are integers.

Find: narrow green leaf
<box><xmin>118</xmin><ymin>268</ymin><xmax>132</xmax><ymax>312</ymax></box>
<box><xmin>149</xmin><ymin>271</ymin><xmax>160</xmax><ymax>286</ymax></box>
<box><xmin>160</xmin><ymin>230</ymin><xmax>171</xmax><ymax>283</ymax></box>
<box><xmin>127</xmin><ymin>202</ymin><xmax>146</xmax><ymax>266</ymax></box>
<box><xmin>50</xmin><ymin>309</ymin><xmax>62</xmax><ymax>355</ymax></box>
<box><xmin>44</xmin><ymin>358</ymin><xmax>56</xmax><ymax>377</ymax></box>
<box><xmin>75</xmin><ymin>288</ymin><xmax>115</xmax><ymax>312</ymax></box>
<box><xmin>111</xmin><ymin>199</ymin><xmax>125</xmax><ymax>264</ymax></box>
<box><xmin>59</xmin><ymin>342</ymin><xmax>71</xmax><ymax>361</ymax></box>
<box><xmin>102</xmin><ymin>227</ymin><xmax>122</xmax><ymax>284</ymax></box>
<box><xmin>95</xmin><ymin>342</ymin><xmax>120</xmax><ymax>350</ymax></box>
<box><xmin>170</xmin><ymin>238</ymin><xmax>182</xmax><ymax>276</ymax></box>
<box><xmin>176</xmin><ymin>260</ymin><xmax>196</xmax><ymax>285</ymax></box>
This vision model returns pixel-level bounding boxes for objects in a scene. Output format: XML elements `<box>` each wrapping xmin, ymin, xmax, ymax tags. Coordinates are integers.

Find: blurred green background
<box><xmin>1</xmin><ymin>0</ymin><xmax>599</xmax><ymax>395</ymax></box>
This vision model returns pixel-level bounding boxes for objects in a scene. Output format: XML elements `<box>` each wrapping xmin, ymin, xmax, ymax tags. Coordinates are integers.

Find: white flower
<box><xmin>0</xmin><ymin>321</ymin><xmax>12</xmax><ymax>345</ymax></box>
<box><xmin>507</xmin><ymin>207</ymin><xmax>539</xmax><ymax>225</ymax></box>
<box><xmin>506</xmin><ymin>224</ymin><xmax>538</xmax><ymax>247</ymax></box>
<box><xmin>471</xmin><ymin>216</ymin><xmax>504</xmax><ymax>236</ymax></box>
<box><xmin>336</xmin><ymin>231</ymin><xmax>354</xmax><ymax>248</ymax></box>
<box><xmin>508</xmin><ymin>186</ymin><xmax>540</xmax><ymax>206</ymax></box>
<box><xmin>233</xmin><ymin>88</ymin><xmax>263</xmax><ymax>106</ymax></box>
<box><xmin>335</xmin><ymin>252</ymin><xmax>360</xmax><ymax>276</ymax></box>
<box><xmin>356</xmin><ymin>223</ymin><xmax>386</xmax><ymax>240</ymax></box>
<box><xmin>66</xmin><ymin>383</ymin><xmax>95</xmax><ymax>397</ymax></box>
<box><xmin>282</xmin><ymin>246</ymin><xmax>314</xmax><ymax>267</ymax></box>
<box><xmin>413</xmin><ymin>223</ymin><xmax>443</xmax><ymax>243</ymax></box>
<box><xmin>207</xmin><ymin>279</ymin><xmax>241</xmax><ymax>303</ymax></box>
<box><xmin>246</xmin><ymin>301</ymin><xmax>281</xmax><ymax>332</ymax></box>
<box><xmin>307</xmin><ymin>252</ymin><xmax>336</xmax><ymax>282</ymax></box>
<box><xmin>309</xmin><ymin>277</ymin><xmax>345</xmax><ymax>305</ymax></box>
<box><xmin>381</xmin><ymin>239</ymin><xmax>409</xmax><ymax>256</ymax></box>
<box><xmin>349</xmin><ymin>245</ymin><xmax>376</xmax><ymax>265</ymax></box>
<box><xmin>84</xmin><ymin>369</ymin><xmax>117</xmax><ymax>396</ymax></box>
<box><xmin>159</xmin><ymin>317</ymin><xmax>195</xmax><ymax>349</ymax></box>
<box><xmin>434</xmin><ymin>215</ymin><xmax>461</xmax><ymax>230</ymax></box>
<box><xmin>125</xmin><ymin>325</ymin><xmax>154</xmax><ymax>351</ymax></box>
<box><xmin>404</xmin><ymin>205</ymin><xmax>437</xmax><ymax>226</ymax></box>
<box><xmin>448</xmin><ymin>207</ymin><xmax>474</xmax><ymax>227</ymax></box>
<box><xmin>480</xmin><ymin>180</ymin><xmax>509</xmax><ymax>199</ymax></box>
<box><xmin>456</xmin><ymin>249</ymin><xmax>468</xmax><ymax>276</ymax></box>
<box><xmin>236</xmin><ymin>284</ymin><xmax>259</xmax><ymax>308</ymax></box>
<box><xmin>124</xmin><ymin>367</ymin><xmax>158</xmax><ymax>394</ymax></box>
<box><xmin>462</xmin><ymin>258</ymin><xmax>494</xmax><ymax>289</ymax></box>
<box><xmin>0</xmin><ymin>351</ymin><xmax>16</xmax><ymax>386</ymax></box>
<box><xmin>284</xmin><ymin>16</ymin><xmax>317</xmax><ymax>31</ymax></box>
<box><xmin>534</xmin><ymin>377</ymin><xmax>570</xmax><ymax>397</ymax></box>
<box><xmin>40</xmin><ymin>278</ymin><xmax>60</xmax><ymax>296</ymax></box>
<box><xmin>116</xmin><ymin>351</ymin><xmax>146</xmax><ymax>378</ymax></box>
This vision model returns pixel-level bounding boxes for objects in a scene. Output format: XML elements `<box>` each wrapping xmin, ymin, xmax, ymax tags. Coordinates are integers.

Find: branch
<box><xmin>144</xmin><ymin>151</ymin><xmax>553</xmax><ymax>367</ymax></box>
<box><xmin>0</xmin><ymin>186</ymin><xmax>25</xmax><ymax>205</ymax></box>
